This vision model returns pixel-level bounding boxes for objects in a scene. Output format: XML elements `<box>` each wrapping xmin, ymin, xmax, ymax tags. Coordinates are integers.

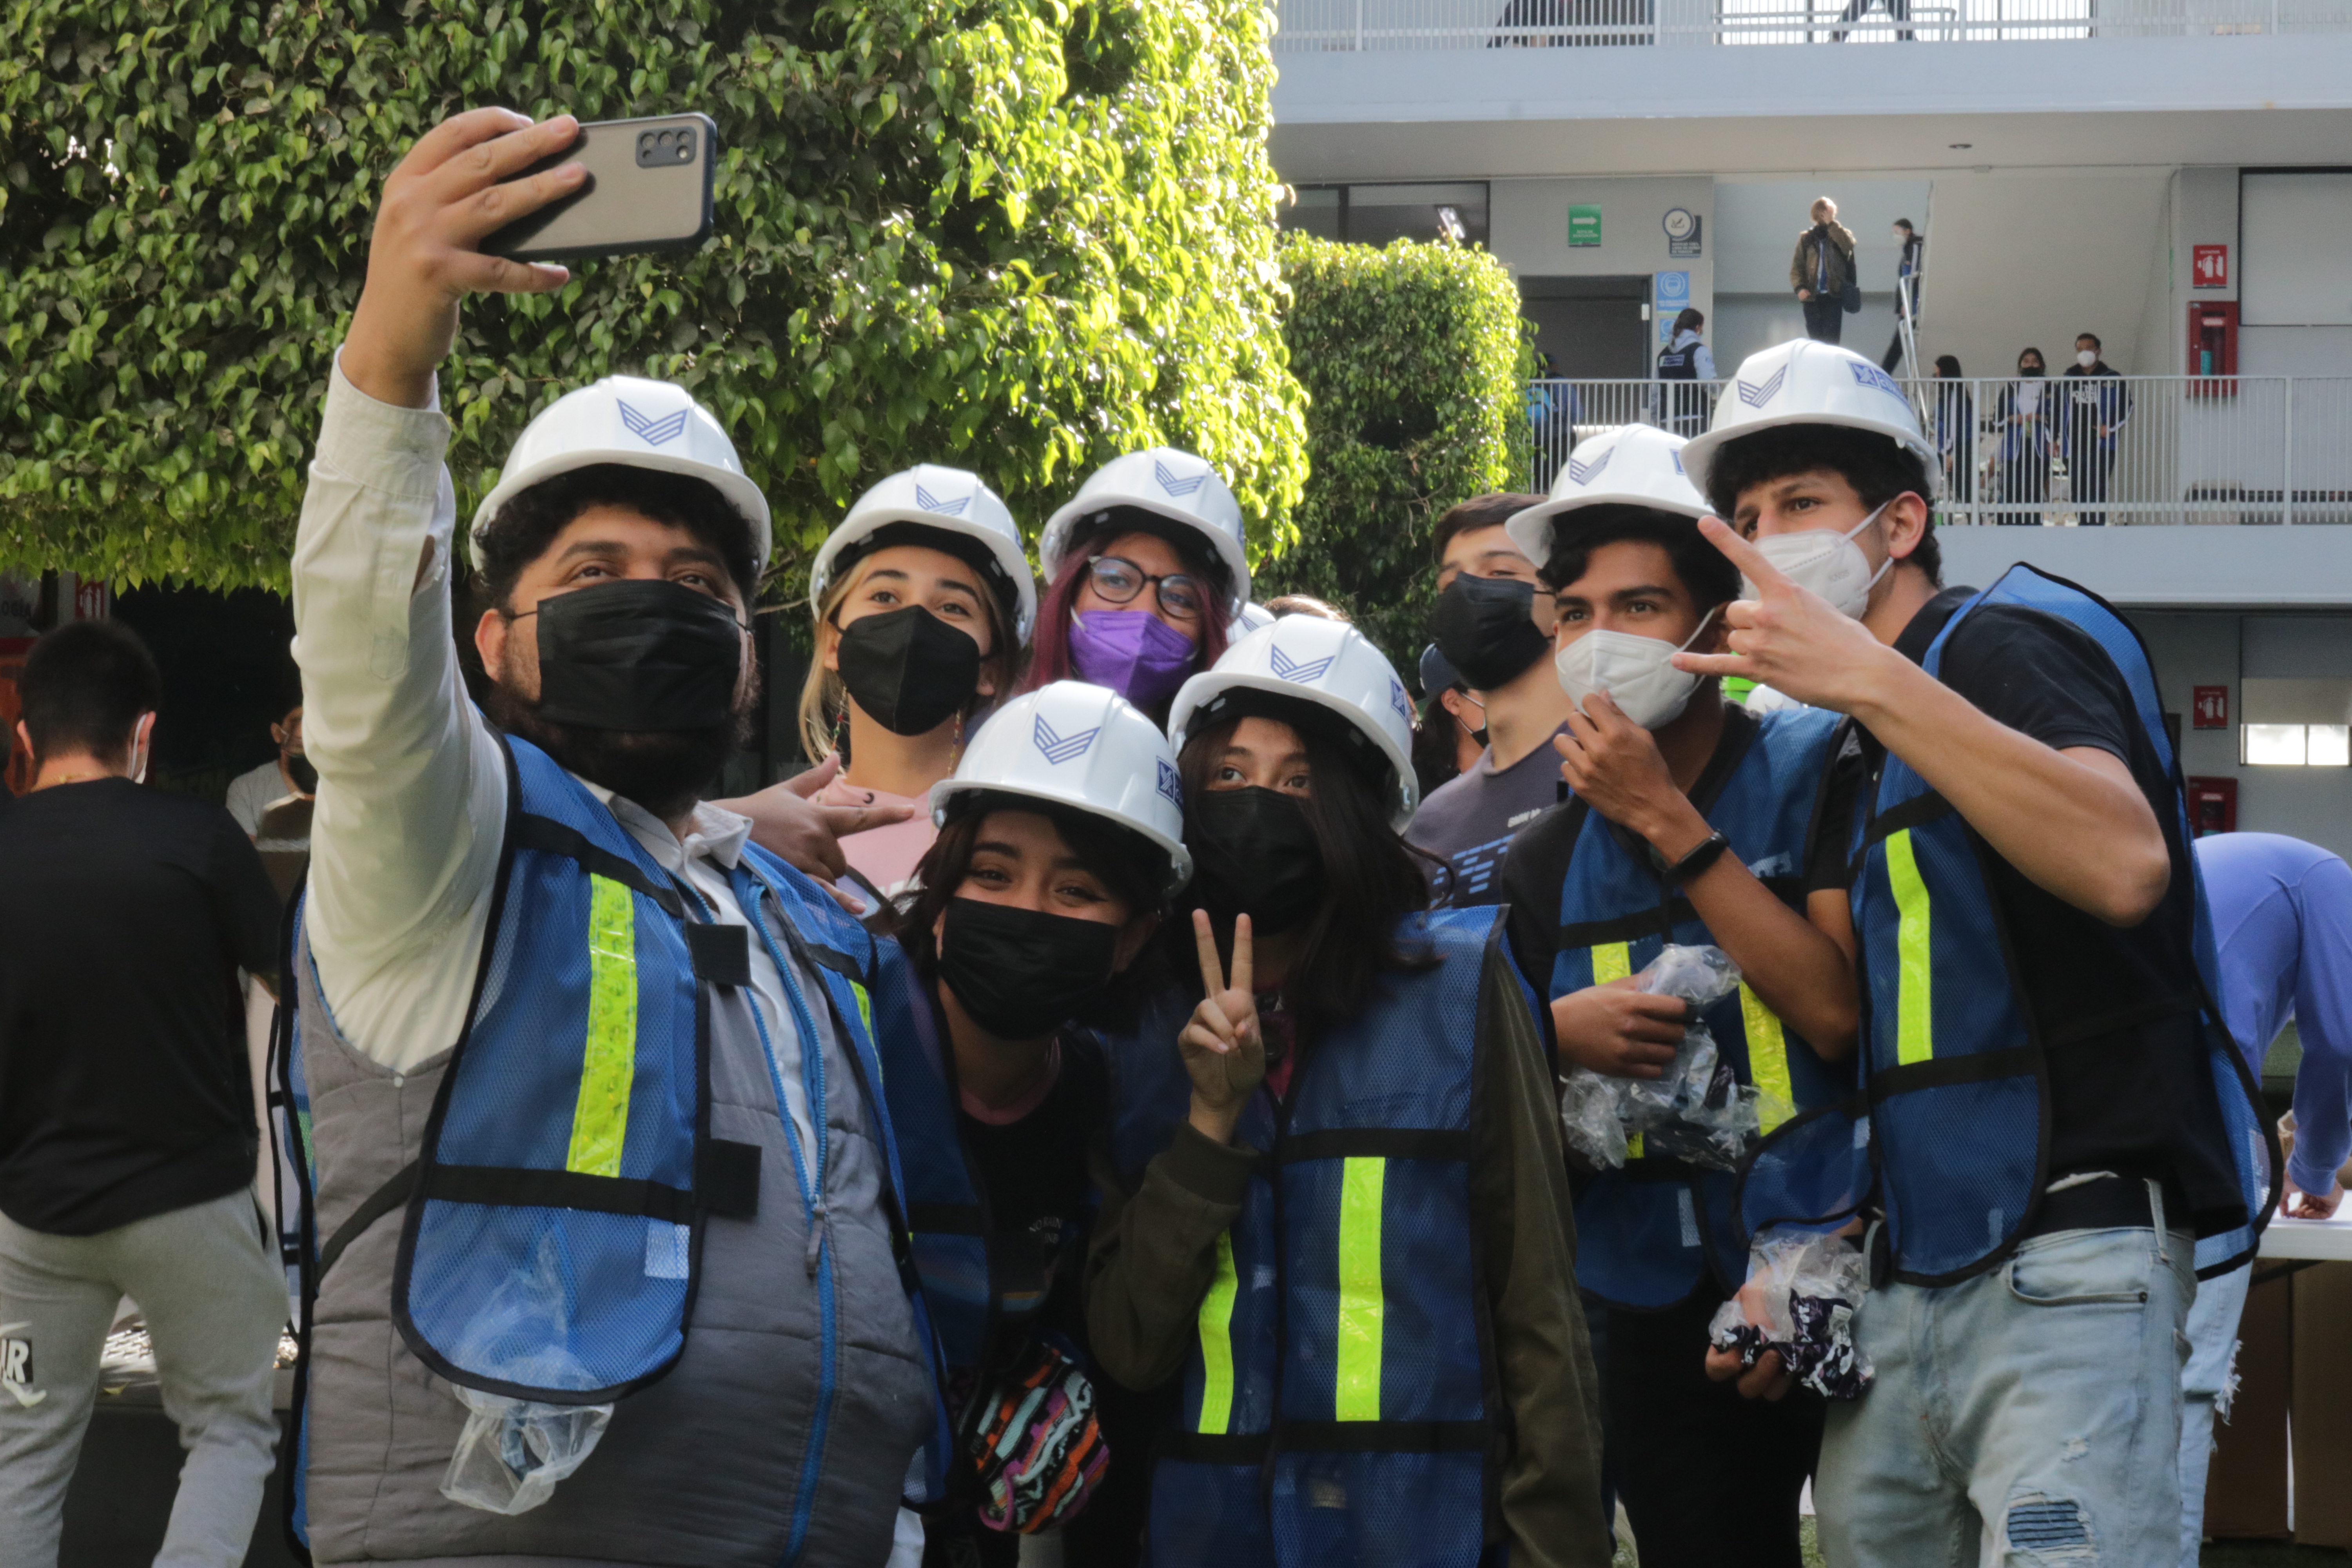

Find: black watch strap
<box><xmin>1664</xmin><ymin>830</ymin><xmax>1731</xmax><ymax>886</ymax></box>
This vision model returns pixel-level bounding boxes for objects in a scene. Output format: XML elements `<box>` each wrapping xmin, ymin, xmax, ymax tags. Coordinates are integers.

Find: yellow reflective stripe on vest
<box><xmin>568</xmin><ymin>874</ymin><xmax>639</xmax><ymax>1178</ymax></box>
<box><xmin>1334</xmin><ymin>1156</ymin><xmax>1386</xmax><ymax>1421</ymax></box>
<box><xmin>1590</xmin><ymin>944</ymin><xmax>1637</xmax><ymax>1154</ymax></box>
<box><xmin>1196</xmin><ymin>1231</ymin><xmax>1241</xmax><ymax>1434</ymax></box>
<box><xmin>1740</xmin><ymin>983</ymin><xmax>1796</xmax><ymax>1133</ymax></box>
<box><xmin>1885</xmin><ymin>828</ymin><xmax>1935</xmax><ymax>1065</ymax></box>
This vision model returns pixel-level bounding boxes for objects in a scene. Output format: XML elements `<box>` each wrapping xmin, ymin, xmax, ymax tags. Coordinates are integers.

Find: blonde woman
<box><xmin>795</xmin><ymin>466</ymin><xmax>1035</xmax><ymax>898</ymax></box>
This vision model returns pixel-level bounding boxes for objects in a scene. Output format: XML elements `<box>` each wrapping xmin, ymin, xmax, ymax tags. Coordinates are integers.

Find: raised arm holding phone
<box><xmin>279</xmin><ymin>108</ymin><xmax>941</xmax><ymax>1568</ymax></box>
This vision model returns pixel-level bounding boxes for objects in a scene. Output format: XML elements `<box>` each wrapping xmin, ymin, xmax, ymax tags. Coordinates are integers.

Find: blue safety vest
<box><xmin>867</xmin><ymin>936</ymin><xmax>1095</xmax><ymax>1383</ymax></box>
<box><xmin>1550</xmin><ymin>705</ymin><xmax>1853</xmax><ymax>1308</ymax></box>
<box><xmin>1103</xmin><ymin>906</ymin><xmax>1511</xmax><ymax>1568</ymax></box>
<box><xmin>1739</xmin><ymin>566</ymin><xmax>2277</xmax><ymax>1282</ymax></box>
<box><xmin>270</xmin><ymin>735</ymin><xmax>951</xmax><ymax>1540</ymax></box>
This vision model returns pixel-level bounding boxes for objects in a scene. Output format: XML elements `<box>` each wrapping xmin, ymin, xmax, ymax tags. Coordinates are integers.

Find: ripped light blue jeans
<box><xmin>1815</xmin><ymin>1202</ymin><xmax>2196</xmax><ymax>1566</ymax></box>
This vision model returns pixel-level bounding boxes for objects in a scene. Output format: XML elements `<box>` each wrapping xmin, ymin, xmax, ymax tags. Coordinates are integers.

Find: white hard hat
<box><xmin>808</xmin><ymin>466</ymin><xmax>1037</xmax><ymax>644</ymax></box>
<box><xmin>1167</xmin><ymin>617</ymin><xmax>1420</xmax><ymax>830</ymax></box>
<box><xmin>931</xmin><ymin>681</ymin><xmax>1193</xmax><ymax>894</ymax></box>
<box><xmin>1504</xmin><ymin>425</ymin><xmax>1710</xmax><ymax>570</ymax></box>
<box><xmin>470</xmin><ymin>375</ymin><xmax>771</xmax><ymax>574</ymax></box>
<box><xmin>1679</xmin><ymin>340</ymin><xmax>1940</xmax><ymax>506</ymax></box>
<box><xmin>1227</xmin><ymin>602</ymin><xmax>1277</xmax><ymax>642</ymax></box>
<box><xmin>1038</xmin><ymin>448</ymin><xmax>1250</xmax><ymax>616</ymax></box>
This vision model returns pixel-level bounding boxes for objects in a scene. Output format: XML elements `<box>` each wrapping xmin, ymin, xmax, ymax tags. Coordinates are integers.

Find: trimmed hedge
<box><xmin>0</xmin><ymin>0</ymin><xmax>1308</xmax><ymax>594</ymax></box>
<box><xmin>1254</xmin><ymin>232</ymin><xmax>1533</xmax><ymax>670</ymax></box>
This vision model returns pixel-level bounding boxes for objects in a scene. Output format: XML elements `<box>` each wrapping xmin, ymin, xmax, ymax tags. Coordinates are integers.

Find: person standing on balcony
<box><xmin>1657</xmin><ymin>307</ymin><xmax>1717</xmax><ymax>438</ymax></box>
<box><xmin>1879</xmin><ymin>220</ymin><xmax>1925</xmax><ymax>373</ymax></box>
<box><xmin>1409</xmin><ymin>494</ymin><xmax>1574</xmax><ymax>905</ymax></box>
<box><xmin>1790</xmin><ymin>199</ymin><xmax>1857</xmax><ymax>347</ymax></box>
<box><xmin>1931</xmin><ymin>355</ymin><xmax>1977</xmax><ymax>507</ymax></box>
<box><xmin>2063</xmin><ymin>334</ymin><xmax>2131</xmax><ymax>527</ymax></box>
<box><xmin>1993</xmin><ymin>346</ymin><xmax>2054</xmax><ymax>524</ymax></box>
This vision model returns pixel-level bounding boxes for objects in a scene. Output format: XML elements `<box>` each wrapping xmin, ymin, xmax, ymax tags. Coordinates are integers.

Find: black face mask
<box><xmin>284</xmin><ymin>752</ymin><xmax>319</xmax><ymax>795</ymax></box>
<box><xmin>835</xmin><ymin>605</ymin><xmax>981</xmax><ymax>737</ymax></box>
<box><xmin>530</xmin><ymin>579</ymin><xmax>744</xmax><ymax>731</ymax></box>
<box><xmin>1431</xmin><ymin>573</ymin><xmax>1550</xmax><ymax>690</ymax></box>
<box><xmin>936</xmin><ymin>897</ymin><xmax>1121</xmax><ymax>1040</ymax></box>
<box><xmin>1188</xmin><ymin>787</ymin><xmax>1326</xmax><ymax>937</ymax></box>
<box><xmin>2019</xmin><ymin>364</ymin><xmax>2046</xmax><ymax>378</ymax></box>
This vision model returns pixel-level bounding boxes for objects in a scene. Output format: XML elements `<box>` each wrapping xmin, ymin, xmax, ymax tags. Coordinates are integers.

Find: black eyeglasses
<box><xmin>1085</xmin><ymin>556</ymin><xmax>1205</xmax><ymax>622</ymax></box>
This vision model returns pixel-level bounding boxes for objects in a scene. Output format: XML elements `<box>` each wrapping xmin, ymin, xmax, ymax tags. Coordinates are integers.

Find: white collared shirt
<box><xmin>292</xmin><ymin>359</ymin><xmax>812</xmax><ymax>1150</ymax></box>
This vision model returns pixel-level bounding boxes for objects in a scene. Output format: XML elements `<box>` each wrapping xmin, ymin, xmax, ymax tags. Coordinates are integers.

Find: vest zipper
<box><xmin>739</xmin><ymin>872</ymin><xmax>838</xmax><ymax>1568</ymax></box>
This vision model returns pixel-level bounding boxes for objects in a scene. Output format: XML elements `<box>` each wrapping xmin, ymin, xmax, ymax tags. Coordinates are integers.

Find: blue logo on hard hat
<box><xmin>1389</xmin><ymin>679</ymin><xmax>1413</xmax><ymax>726</ymax></box>
<box><xmin>1154</xmin><ymin>459</ymin><xmax>1209</xmax><ymax>498</ymax></box>
<box><xmin>1737</xmin><ymin>366</ymin><xmax>1788</xmax><ymax>408</ymax></box>
<box><xmin>914</xmin><ymin>482</ymin><xmax>972</xmax><ymax>517</ymax></box>
<box><xmin>1033</xmin><ymin>715</ymin><xmax>1100</xmax><ymax>765</ymax></box>
<box><xmin>1671</xmin><ymin>450</ymin><xmax>1686</xmax><ymax>473</ymax></box>
<box><xmin>1848</xmin><ymin>361</ymin><xmax>1904</xmax><ymax>401</ymax></box>
<box><xmin>1269</xmin><ymin>643</ymin><xmax>1336</xmax><ymax>685</ymax></box>
<box><xmin>1567</xmin><ymin>446</ymin><xmax>1614</xmax><ymax>486</ymax></box>
<box><xmin>617</xmin><ymin>399</ymin><xmax>690</xmax><ymax>446</ymax></box>
<box><xmin>1157</xmin><ymin>758</ymin><xmax>1183</xmax><ymax>809</ymax></box>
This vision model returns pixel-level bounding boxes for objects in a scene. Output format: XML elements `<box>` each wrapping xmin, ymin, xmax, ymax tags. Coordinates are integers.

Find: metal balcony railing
<box><xmin>1273</xmin><ymin>0</ymin><xmax>2352</xmax><ymax>49</ymax></box>
<box><xmin>1521</xmin><ymin>376</ymin><xmax>2352</xmax><ymax>526</ymax></box>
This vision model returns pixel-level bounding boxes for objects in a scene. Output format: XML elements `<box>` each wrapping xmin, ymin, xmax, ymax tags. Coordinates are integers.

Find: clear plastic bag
<box><xmin>1706</xmin><ymin>1227</ymin><xmax>1873</xmax><ymax>1401</ymax></box>
<box><xmin>439</xmin><ymin>1233</ymin><xmax>615</xmax><ymax>1515</ymax></box>
<box><xmin>1561</xmin><ymin>946</ymin><xmax>1760</xmax><ymax>1171</ymax></box>
<box><xmin>1558</xmin><ymin>1067</ymin><xmax>1628</xmax><ymax>1168</ymax></box>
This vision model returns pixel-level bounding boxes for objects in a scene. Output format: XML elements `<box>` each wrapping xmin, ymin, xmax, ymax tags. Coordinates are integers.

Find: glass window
<box><xmin>2311</xmin><ymin>725</ymin><xmax>2352</xmax><ymax>766</ymax></box>
<box><xmin>1283</xmin><ymin>186</ymin><xmax>1344</xmax><ymax>242</ymax></box>
<box><xmin>2245</xmin><ymin>724</ymin><xmax>2310</xmax><ymax>766</ymax></box>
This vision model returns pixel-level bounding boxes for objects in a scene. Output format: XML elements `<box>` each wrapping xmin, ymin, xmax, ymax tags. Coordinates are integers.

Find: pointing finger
<box><xmin>1697</xmin><ymin>517</ymin><xmax>1791</xmax><ymax>595</ymax></box>
<box><xmin>1230</xmin><ymin>913</ymin><xmax>1253</xmax><ymax>999</ymax></box>
<box><xmin>1673</xmin><ymin>650</ymin><xmax>1755</xmax><ymax>679</ymax></box>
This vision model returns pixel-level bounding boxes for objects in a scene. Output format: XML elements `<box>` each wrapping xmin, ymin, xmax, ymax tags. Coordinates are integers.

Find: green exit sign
<box><xmin>1568</xmin><ymin>204</ymin><xmax>1602</xmax><ymax>248</ymax></box>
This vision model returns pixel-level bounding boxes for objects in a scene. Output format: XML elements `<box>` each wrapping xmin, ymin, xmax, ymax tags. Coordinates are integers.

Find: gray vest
<box><xmin>294</xmin><ymin>881</ymin><xmax>931</xmax><ymax>1567</ymax></box>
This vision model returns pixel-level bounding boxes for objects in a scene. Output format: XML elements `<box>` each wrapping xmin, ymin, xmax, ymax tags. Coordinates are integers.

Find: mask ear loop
<box><xmin>1675</xmin><ymin>603</ymin><xmax>1723</xmax><ymax>655</ymax></box>
<box><xmin>1846</xmin><ymin>500</ymin><xmax>1899</xmax><ymax>600</ymax></box>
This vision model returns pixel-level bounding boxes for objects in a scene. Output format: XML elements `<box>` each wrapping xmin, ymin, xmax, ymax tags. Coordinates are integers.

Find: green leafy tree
<box><xmin>0</xmin><ymin>0</ymin><xmax>1308</xmax><ymax>595</ymax></box>
<box><xmin>1254</xmin><ymin>232</ymin><xmax>1534</xmax><ymax>670</ymax></box>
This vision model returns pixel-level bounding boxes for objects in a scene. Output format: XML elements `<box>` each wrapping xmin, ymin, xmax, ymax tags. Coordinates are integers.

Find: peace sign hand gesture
<box><xmin>1670</xmin><ymin>517</ymin><xmax>1906</xmax><ymax>717</ymax></box>
<box><xmin>1181</xmin><ymin>911</ymin><xmax>1267</xmax><ymax>1145</ymax></box>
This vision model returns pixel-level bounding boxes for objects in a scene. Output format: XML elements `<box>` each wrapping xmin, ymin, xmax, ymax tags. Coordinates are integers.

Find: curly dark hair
<box><xmin>474</xmin><ymin>463</ymin><xmax>760</xmax><ymax>612</ymax></box>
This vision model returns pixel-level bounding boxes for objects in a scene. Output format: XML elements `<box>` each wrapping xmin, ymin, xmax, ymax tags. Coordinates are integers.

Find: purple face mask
<box><xmin>1069</xmin><ymin>609</ymin><xmax>1198</xmax><ymax>711</ymax></box>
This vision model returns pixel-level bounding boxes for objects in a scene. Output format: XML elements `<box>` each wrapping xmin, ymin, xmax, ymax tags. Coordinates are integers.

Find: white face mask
<box><xmin>1553</xmin><ymin>606</ymin><xmax>1720</xmax><ymax>731</ymax></box>
<box><xmin>2077</xmin><ymin>349</ymin><xmax>2098</xmax><ymax>367</ymax></box>
<box><xmin>127</xmin><ymin>717</ymin><xmax>149</xmax><ymax>786</ymax></box>
<box><xmin>1745</xmin><ymin>502</ymin><xmax>1893</xmax><ymax>620</ymax></box>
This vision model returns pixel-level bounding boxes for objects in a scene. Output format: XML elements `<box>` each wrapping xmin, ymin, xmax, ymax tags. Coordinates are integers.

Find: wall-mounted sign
<box><xmin>2192</xmin><ymin>244</ymin><xmax>2230</xmax><ymax>290</ymax></box>
<box><xmin>1568</xmin><ymin>204</ymin><xmax>1602</xmax><ymax>248</ymax></box>
<box><xmin>1655</xmin><ymin>270</ymin><xmax>1691</xmax><ymax>342</ymax></box>
<box><xmin>2192</xmin><ymin>684</ymin><xmax>2230</xmax><ymax>729</ymax></box>
<box><xmin>1663</xmin><ymin>207</ymin><xmax>1702</xmax><ymax>258</ymax></box>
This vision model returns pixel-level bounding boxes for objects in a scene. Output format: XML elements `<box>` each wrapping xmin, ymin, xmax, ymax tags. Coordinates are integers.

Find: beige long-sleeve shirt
<box><xmin>1082</xmin><ymin>951</ymin><xmax>1610</xmax><ymax>1568</ymax></box>
<box><xmin>290</xmin><ymin>360</ymin><xmax>815</xmax><ymax>1149</ymax></box>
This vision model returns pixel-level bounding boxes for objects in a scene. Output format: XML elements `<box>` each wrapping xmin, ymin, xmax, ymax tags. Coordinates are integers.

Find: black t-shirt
<box><xmin>0</xmin><ymin>778</ymin><xmax>281</xmax><ymax>1234</ymax></box>
<box><xmin>956</xmin><ymin>1037</ymin><xmax>1109</xmax><ymax>1349</ymax></box>
<box><xmin>1501</xmin><ymin>703</ymin><xmax>1863</xmax><ymax>1003</ymax></box>
<box><xmin>1879</xmin><ymin>588</ymin><xmax>2244</xmax><ymax>1232</ymax></box>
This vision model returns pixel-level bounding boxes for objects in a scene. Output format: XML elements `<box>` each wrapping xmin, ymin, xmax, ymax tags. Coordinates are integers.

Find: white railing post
<box><xmin>2284</xmin><ymin>375</ymin><xmax>2295</xmax><ymax>525</ymax></box>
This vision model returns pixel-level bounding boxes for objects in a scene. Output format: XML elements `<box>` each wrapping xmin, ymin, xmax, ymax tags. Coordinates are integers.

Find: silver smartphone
<box><xmin>481</xmin><ymin>113</ymin><xmax>717</xmax><ymax>262</ymax></box>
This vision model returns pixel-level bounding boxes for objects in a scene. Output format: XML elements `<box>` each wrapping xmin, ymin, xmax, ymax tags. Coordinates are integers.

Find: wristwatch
<box><xmin>1662</xmin><ymin>830</ymin><xmax>1731</xmax><ymax>887</ymax></box>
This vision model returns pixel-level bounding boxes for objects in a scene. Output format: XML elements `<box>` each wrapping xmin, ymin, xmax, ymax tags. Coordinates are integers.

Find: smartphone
<box><xmin>480</xmin><ymin>113</ymin><xmax>717</xmax><ymax>262</ymax></box>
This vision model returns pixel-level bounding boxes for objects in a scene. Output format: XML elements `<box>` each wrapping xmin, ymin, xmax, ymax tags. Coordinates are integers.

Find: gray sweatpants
<box><xmin>0</xmin><ymin>1187</ymin><xmax>287</xmax><ymax>1568</ymax></box>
